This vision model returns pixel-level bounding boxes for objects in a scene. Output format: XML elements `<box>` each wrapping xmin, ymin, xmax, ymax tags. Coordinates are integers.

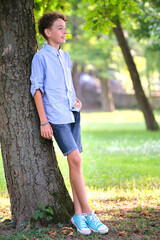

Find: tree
<box><xmin>99</xmin><ymin>77</ymin><xmax>115</xmax><ymax>112</ymax></box>
<box><xmin>113</xmin><ymin>21</ymin><xmax>158</xmax><ymax>130</ymax></box>
<box><xmin>81</xmin><ymin>0</ymin><xmax>159</xmax><ymax>130</ymax></box>
<box><xmin>0</xmin><ymin>0</ymin><xmax>73</xmax><ymax>228</ymax></box>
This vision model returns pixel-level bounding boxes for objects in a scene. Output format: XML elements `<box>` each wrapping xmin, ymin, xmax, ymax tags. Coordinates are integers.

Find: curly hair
<box><xmin>38</xmin><ymin>11</ymin><xmax>67</xmax><ymax>40</ymax></box>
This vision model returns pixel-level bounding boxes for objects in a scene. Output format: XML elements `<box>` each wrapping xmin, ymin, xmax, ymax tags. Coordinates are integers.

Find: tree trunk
<box><xmin>0</xmin><ymin>0</ymin><xmax>74</xmax><ymax>228</ymax></box>
<box><xmin>100</xmin><ymin>78</ymin><xmax>115</xmax><ymax>112</ymax></box>
<box><xmin>113</xmin><ymin>22</ymin><xmax>159</xmax><ymax>130</ymax></box>
<box><xmin>72</xmin><ymin>61</ymin><xmax>82</xmax><ymax>99</ymax></box>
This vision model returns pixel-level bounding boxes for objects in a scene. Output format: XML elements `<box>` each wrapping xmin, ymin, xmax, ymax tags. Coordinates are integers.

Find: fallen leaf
<box><xmin>48</xmin><ymin>230</ymin><xmax>56</xmax><ymax>235</ymax></box>
<box><xmin>141</xmin><ymin>210</ymin><xmax>149</xmax><ymax>215</ymax></box>
<box><xmin>59</xmin><ymin>230</ymin><xmax>67</xmax><ymax>234</ymax></box>
<box><xmin>62</xmin><ymin>227</ymin><xmax>73</xmax><ymax>231</ymax></box>
<box><xmin>67</xmin><ymin>232</ymin><xmax>74</xmax><ymax>237</ymax></box>
<box><xmin>119</xmin><ymin>231</ymin><xmax>127</xmax><ymax>236</ymax></box>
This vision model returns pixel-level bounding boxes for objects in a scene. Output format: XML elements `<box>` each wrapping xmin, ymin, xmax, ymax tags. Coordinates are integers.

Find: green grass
<box><xmin>0</xmin><ymin>154</ymin><xmax>7</xmax><ymax>195</ymax></box>
<box><xmin>56</xmin><ymin>110</ymin><xmax>160</xmax><ymax>190</ymax></box>
<box><xmin>0</xmin><ymin>110</ymin><xmax>160</xmax><ymax>195</ymax></box>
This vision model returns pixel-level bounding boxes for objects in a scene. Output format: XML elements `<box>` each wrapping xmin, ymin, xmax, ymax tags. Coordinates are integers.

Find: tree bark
<box><xmin>113</xmin><ymin>22</ymin><xmax>159</xmax><ymax>130</ymax></box>
<box><xmin>99</xmin><ymin>78</ymin><xmax>115</xmax><ymax>112</ymax></box>
<box><xmin>0</xmin><ymin>0</ymin><xmax>74</xmax><ymax>228</ymax></box>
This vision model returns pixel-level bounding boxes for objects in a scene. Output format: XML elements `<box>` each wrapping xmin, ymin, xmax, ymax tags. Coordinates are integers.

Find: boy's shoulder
<box><xmin>33</xmin><ymin>48</ymin><xmax>45</xmax><ymax>58</ymax></box>
<box><xmin>31</xmin><ymin>49</ymin><xmax>45</xmax><ymax>64</ymax></box>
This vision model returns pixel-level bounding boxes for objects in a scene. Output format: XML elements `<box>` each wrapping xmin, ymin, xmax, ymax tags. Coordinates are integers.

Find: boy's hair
<box><xmin>38</xmin><ymin>11</ymin><xmax>67</xmax><ymax>40</ymax></box>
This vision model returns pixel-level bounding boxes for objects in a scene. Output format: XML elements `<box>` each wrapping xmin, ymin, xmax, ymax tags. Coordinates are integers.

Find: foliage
<box><xmin>34</xmin><ymin>204</ymin><xmax>54</xmax><ymax>222</ymax></box>
<box><xmin>128</xmin><ymin>0</ymin><xmax>160</xmax><ymax>95</ymax></box>
<box><xmin>80</xmin><ymin>0</ymin><xmax>138</xmax><ymax>34</ymax></box>
<box><xmin>131</xmin><ymin>0</ymin><xmax>160</xmax><ymax>46</ymax></box>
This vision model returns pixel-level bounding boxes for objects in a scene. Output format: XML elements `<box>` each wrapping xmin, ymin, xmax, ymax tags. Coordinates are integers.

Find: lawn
<box><xmin>57</xmin><ymin>110</ymin><xmax>160</xmax><ymax>190</ymax></box>
<box><xmin>0</xmin><ymin>110</ymin><xmax>160</xmax><ymax>239</ymax></box>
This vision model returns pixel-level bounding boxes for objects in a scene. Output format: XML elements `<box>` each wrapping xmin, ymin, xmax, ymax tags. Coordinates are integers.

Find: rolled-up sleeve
<box><xmin>30</xmin><ymin>53</ymin><xmax>45</xmax><ymax>97</ymax></box>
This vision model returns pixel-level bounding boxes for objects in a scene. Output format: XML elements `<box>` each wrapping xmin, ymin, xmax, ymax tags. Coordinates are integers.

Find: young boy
<box><xmin>30</xmin><ymin>11</ymin><xmax>108</xmax><ymax>235</ymax></box>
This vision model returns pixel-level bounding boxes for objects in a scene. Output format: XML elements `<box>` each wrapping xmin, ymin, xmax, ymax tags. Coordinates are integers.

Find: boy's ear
<box><xmin>44</xmin><ymin>28</ymin><xmax>50</xmax><ymax>38</ymax></box>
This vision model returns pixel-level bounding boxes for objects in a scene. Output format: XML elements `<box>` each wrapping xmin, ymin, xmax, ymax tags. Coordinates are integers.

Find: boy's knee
<box><xmin>72</xmin><ymin>156</ymin><xmax>81</xmax><ymax>168</ymax></box>
<box><xmin>67</xmin><ymin>151</ymin><xmax>81</xmax><ymax>169</ymax></box>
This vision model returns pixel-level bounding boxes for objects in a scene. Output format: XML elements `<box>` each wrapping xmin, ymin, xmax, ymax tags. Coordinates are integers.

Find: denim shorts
<box><xmin>50</xmin><ymin>112</ymin><xmax>83</xmax><ymax>156</ymax></box>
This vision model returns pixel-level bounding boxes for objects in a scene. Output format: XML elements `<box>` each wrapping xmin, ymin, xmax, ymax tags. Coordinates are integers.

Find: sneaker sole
<box><xmin>71</xmin><ymin>217</ymin><xmax>91</xmax><ymax>235</ymax></box>
<box><xmin>88</xmin><ymin>225</ymin><xmax>109</xmax><ymax>234</ymax></box>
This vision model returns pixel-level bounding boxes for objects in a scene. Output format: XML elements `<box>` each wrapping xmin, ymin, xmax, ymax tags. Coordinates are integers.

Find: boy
<box><xmin>30</xmin><ymin>11</ymin><xmax>108</xmax><ymax>235</ymax></box>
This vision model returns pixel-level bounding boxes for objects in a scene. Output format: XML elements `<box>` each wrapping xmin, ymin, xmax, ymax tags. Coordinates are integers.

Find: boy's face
<box><xmin>44</xmin><ymin>18</ymin><xmax>67</xmax><ymax>48</ymax></box>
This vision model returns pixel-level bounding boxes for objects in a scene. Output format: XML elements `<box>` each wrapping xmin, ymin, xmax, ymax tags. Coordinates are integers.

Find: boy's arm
<box><xmin>34</xmin><ymin>89</ymin><xmax>53</xmax><ymax>140</ymax></box>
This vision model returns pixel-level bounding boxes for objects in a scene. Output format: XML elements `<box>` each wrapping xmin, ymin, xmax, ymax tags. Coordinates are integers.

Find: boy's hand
<box><xmin>40</xmin><ymin>123</ymin><xmax>53</xmax><ymax>140</ymax></box>
<box><xmin>73</xmin><ymin>97</ymin><xmax>82</xmax><ymax>110</ymax></box>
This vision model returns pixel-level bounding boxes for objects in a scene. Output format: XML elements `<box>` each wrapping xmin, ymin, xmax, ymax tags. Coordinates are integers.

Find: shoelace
<box><xmin>77</xmin><ymin>215</ymin><xmax>88</xmax><ymax>229</ymax></box>
<box><xmin>88</xmin><ymin>212</ymin><xmax>102</xmax><ymax>228</ymax></box>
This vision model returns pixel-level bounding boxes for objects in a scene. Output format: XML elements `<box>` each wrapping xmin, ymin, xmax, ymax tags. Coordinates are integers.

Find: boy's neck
<box><xmin>47</xmin><ymin>41</ymin><xmax>60</xmax><ymax>50</ymax></box>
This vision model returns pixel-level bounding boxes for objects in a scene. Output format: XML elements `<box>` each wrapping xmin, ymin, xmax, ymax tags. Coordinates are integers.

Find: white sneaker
<box><xmin>85</xmin><ymin>211</ymin><xmax>108</xmax><ymax>234</ymax></box>
<box><xmin>71</xmin><ymin>214</ymin><xmax>91</xmax><ymax>235</ymax></box>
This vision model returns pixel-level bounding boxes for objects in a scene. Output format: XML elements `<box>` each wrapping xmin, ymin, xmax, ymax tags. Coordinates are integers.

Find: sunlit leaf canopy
<box><xmin>80</xmin><ymin>0</ymin><xmax>138</xmax><ymax>33</ymax></box>
<box><xmin>130</xmin><ymin>0</ymin><xmax>160</xmax><ymax>48</ymax></box>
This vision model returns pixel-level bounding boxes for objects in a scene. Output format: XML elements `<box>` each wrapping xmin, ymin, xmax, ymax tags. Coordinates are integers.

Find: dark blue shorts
<box><xmin>50</xmin><ymin>112</ymin><xmax>83</xmax><ymax>156</ymax></box>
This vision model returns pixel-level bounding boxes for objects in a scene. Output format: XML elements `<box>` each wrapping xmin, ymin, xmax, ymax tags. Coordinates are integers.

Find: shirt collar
<box><xmin>44</xmin><ymin>43</ymin><xmax>62</xmax><ymax>56</ymax></box>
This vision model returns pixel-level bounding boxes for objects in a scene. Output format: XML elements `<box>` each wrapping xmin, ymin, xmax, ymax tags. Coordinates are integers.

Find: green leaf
<box><xmin>58</xmin><ymin>223</ymin><xmax>64</xmax><ymax>228</ymax></box>
<box><xmin>37</xmin><ymin>203</ymin><xmax>45</xmax><ymax>211</ymax></box>
<box><xmin>46</xmin><ymin>216</ymin><xmax>53</xmax><ymax>221</ymax></box>
<box><xmin>34</xmin><ymin>209</ymin><xmax>41</xmax><ymax>220</ymax></box>
<box><xmin>44</xmin><ymin>207</ymin><xmax>54</xmax><ymax>215</ymax></box>
<box><xmin>111</xmin><ymin>0</ymin><xmax>118</xmax><ymax>5</ymax></box>
<box><xmin>39</xmin><ymin>212</ymin><xmax>44</xmax><ymax>218</ymax></box>
<box><xmin>34</xmin><ymin>2</ymin><xmax>41</xmax><ymax>11</ymax></box>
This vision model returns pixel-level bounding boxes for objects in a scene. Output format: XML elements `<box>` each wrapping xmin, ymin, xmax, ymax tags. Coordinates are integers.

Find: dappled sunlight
<box><xmin>0</xmin><ymin>197</ymin><xmax>11</xmax><ymax>222</ymax></box>
<box><xmin>1</xmin><ymin>187</ymin><xmax>160</xmax><ymax>239</ymax></box>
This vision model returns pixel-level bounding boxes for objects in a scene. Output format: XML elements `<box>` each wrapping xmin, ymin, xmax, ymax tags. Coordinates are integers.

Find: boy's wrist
<box><xmin>40</xmin><ymin>121</ymin><xmax>49</xmax><ymax>126</ymax></box>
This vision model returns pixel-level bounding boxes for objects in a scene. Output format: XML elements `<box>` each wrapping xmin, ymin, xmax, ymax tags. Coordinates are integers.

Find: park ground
<box><xmin>0</xmin><ymin>110</ymin><xmax>160</xmax><ymax>239</ymax></box>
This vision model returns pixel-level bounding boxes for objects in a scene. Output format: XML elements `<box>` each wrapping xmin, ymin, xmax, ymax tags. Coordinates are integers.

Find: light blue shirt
<box><xmin>30</xmin><ymin>43</ymin><xmax>79</xmax><ymax>124</ymax></box>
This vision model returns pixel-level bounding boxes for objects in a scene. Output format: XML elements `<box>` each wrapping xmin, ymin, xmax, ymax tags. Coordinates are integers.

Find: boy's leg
<box><xmin>70</xmin><ymin>176</ymin><xmax>82</xmax><ymax>215</ymax></box>
<box><xmin>67</xmin><ymin>149</ymin><xmax>92</xmax><ymax>215</ymax></box>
